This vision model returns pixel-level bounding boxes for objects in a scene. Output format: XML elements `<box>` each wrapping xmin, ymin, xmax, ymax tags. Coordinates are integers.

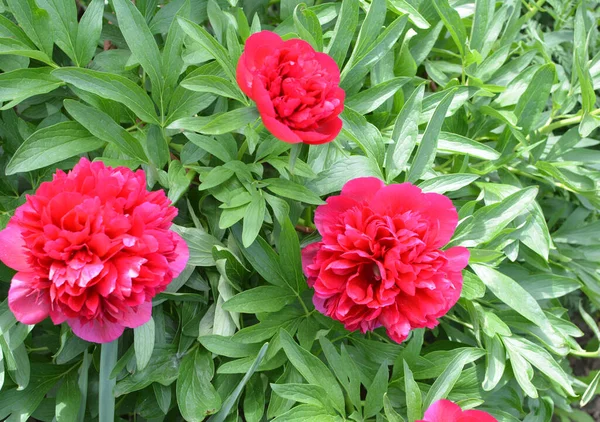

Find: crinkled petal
<box><xmin>8</xmin><ymin>272</ymin><xmax>50</xmax><ymax>324</ymax></box>
<box><xmin>169</xmin><ymin>232</ymin><xmax>189</xmax><ymax>278</ymax></box>
<box><xmin>422</xmin><ymin>400</ymin><xmax>462</xmax><ymax>422</ymax></box>
<box><xmin>421</xmin><ymin>192</ymin><xmax>459</xmax><ymax>248</ymax></box>
<box><xmin>0</xmin><ymin>222</ymin><xmax>30</xmax><ymax>272</ymax></box>
<box><xmin>68</xmin><ymin>317</ymin><xmax>125</xmax><ymax>343</ymax></box>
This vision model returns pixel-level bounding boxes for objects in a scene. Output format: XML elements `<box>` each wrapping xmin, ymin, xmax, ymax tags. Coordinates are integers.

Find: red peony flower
<box><xmin>302</xmin><ymin>177</ymin><xmax>469</xmax><ymax>343</ymax></box>
<box><xmin>0</xmin><ymin>158</ymin><xmax>188</xmax><ymax>343</ymax></box>
<box><xmin>236</xmin><ymin>30</ymin><xmax>345</xmax><ymax>145</ymax></box>
<box><xmin>418</xmin><ymin>400</ymin><xmax>497</xmax><ymax>422</ymax></box>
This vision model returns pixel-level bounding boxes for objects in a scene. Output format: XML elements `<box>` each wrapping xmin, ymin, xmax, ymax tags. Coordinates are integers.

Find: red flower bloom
<box><xmin>418</xmin><ymin>400</ymin><xmax>497</xmax><ymax>422</ymax></box>
<box><xmin>236</xmin><ymin>30</ymin><xmax>344</xmax><ymax>144</ymax></box>
<box><xmin>302</xmin><ymin>178</ymin><xmax>469</xmax><ymax>343</ymax></box>
<box><xmin>0</xmin><ymin>158</ymin><xmax>188</xmax><ymax>343</ymax></box>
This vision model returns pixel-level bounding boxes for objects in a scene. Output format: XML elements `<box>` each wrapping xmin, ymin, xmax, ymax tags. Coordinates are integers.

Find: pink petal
<box><xmin>262</xmin><ymin>115</ymin><xmax>304</xmax><ymax>144</ymax></box>
<box><xmin>444</xmin><ymin>247</ymin><xmax>470</xmax><ymax>272</ymax></box>
<box><xmin>371</xmin><ymin>183</ymin><xmax>425</xmax><ymax>216</ymax></box>
<box><xmin>8</xmin><ymin>272</ymin><xmax>50</xmax><ymax>324</ymax></box>
<box><xmin>421</xmin><ymin>192</ymin><xmax>459</xmax><ymax>248</ymax></box>
<box><xmin>0</xmin><ymin>222</ymin><xmax>31</xmax><ymax>272</ymax></box>
<box><xmin>315</xmin><ymin>52</ymin><xmax>341</xmax><ymax>82</ymax></box>
<box><xmin>243</xmin><ymin>31</ymin><xmax>283</xmax><ymax>71</ymax></box>
<box><xmin>314</xmin><ymin>195</ymin><xmax>359</xmax><ymax>236</ymax></box>
<box><xmin>120</xmin><ymin>301</ymin><xmax>152</xmax><ymax>329</ymax></box>
<box><xmin>68</xmin><ymin>317</ymin><xmax>125</xmax><ymax>343</ymax></box>
<box><xmin>301</xmin><ymin>242</ymin><xmax>321</xmax><ymax>275</ymax></box>
<box><xmin>459</xmin><ymin>410</ymin><xmax>498</xmax><ymax>422</ymax></box>
<box><xmin>423</xmin><ymin>400</ymin><xmax>462</xmax><ymax>422</ymax></box>
<box><xmin>341</xmin><ymin>177</ymin><xmax>385</xmax><ymax>204</ymax></box>
<box><xmin>236</xmin><ymin>52</ymin><xmax>254</xmax><ymax>97</ymax></box>
<box><xmin>295</xmin><ymin>116</ymin><xmax>343</xmax><ymax>145</ymax></box>
<box><xmin>169</xmin><ymin>232</ymin><xmax>189</xmax><ymax>278</ymax></box>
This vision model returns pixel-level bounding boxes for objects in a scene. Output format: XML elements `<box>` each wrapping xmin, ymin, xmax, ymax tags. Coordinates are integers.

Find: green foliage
<box><xmin>0</xmin><ymin>0</ymin><xmax>598</xmax><ymax>421</ymax></box>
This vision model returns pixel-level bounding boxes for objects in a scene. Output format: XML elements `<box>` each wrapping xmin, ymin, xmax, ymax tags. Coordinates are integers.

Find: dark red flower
<box><xmin>418</xmin><ymin>400</ymin><xmax>497</xmax><ymax>422</ymax></box>
<box><xmin>302</xmin><ymin>178</ymin><xmax>469</xmax><ymax>343</ymax></box>
<box><xmin>236</xmin><ymin>31</ymin><xmax>344</xmax><ymax>144</ymax></box>
<box><xmin>0</xmin><ymin>158</ymin><xmax>188</xmax><ymax>343</ymax></box>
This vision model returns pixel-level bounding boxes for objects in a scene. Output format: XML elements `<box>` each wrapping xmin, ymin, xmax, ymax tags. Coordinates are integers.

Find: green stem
<box><xmin>99</xmin><ymin>341</ymin><xmax>118</xmax><ymax>422</ymax></box>
<box><xmin>539</xmin><ymin>109</ymin><xmax>600</xmax><ymax>134</ymax></box>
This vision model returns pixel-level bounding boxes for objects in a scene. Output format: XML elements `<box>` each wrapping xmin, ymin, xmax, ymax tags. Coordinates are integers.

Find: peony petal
<box><xmin>301</xmin><ymin>242</ymin><xmax>321</xmax><ymax>276</ymax></box>
<box><xmin>169</xmin><ymin>232</ymin><xmax>189</xmax><ymax>278</ymax></box>
<box><xmin>371</xmin><ymin>182</ymin><xmax>425</xmax><ymax>216</ymax></box>
<box><xmin>423</xmin><ymin>399</ymin><xmax>462</xmax><ymax>422</ymax></box>
<box><xmin>68</xmin><ymin>317</ymin><xmax>125</xmax><ymax>343</ymax></box>
<box><xmin>314</xmin><ymin>195</ymin><xmax>359</xmax><ymax>236</ymax></box>
<box><xmin>295</xmin><ymin>116</ymin><xmax>343</xmax><ymax>145</ymax></box>
<box><xmin>459</xmin><ymin>410</ymin><xmax>498</xmax><ymax>422</ymax></box>
<box><xmin>8</xmin><ymin>272</ymin><xmax>50</xmax><ymax>324</ymax></box>
<box><xmin>421</xmin><ymin>192</ymin><xmax>459</xmax><ymax>248</ymax></box>
<box><xmin>236</xmin><ymin>53</ymin><xmax>254</xmax><ymax>97</ymax></box>
<box><xmin>0</xmin><ymin>222</ymin><xmax>31</xmax><ymax>272</ymax></box>
<box><xmin>120</xmin><ymin>301</ymin><xmax>152</xmax><ymax>329</ymax></box>
<box><xmin>262</xmin><ymin>115</ymin><xmax>304</xmax><ymax>144</ymax></box>
<box><xmin>243</xmin><ymin>31</ymin><xmax>283</xmax><ymax>70</ymax></box>
<box><xmin>444</xmin><ymin>246</ymin><xmax>470</xmax><ymax>272</ymax></box>
<box><xmin>341</xmin><ymin>177</ymin><xmax>385</xmax><ymax>204</ymax></box>
<box><xmin>315</xmin><ymin>52</ymin><xmax>341</xmax><ymax>82</ymax></box>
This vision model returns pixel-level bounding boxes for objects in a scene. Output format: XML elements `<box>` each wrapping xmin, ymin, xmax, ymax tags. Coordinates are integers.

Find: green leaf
<box><xmin>503</xmin><ymin>336</ymin><xmax>575</xmax><ymax>396</ymax></box>
<box><xmin>0</xmin><ymin>38</ymin><xmax>54</xmax><ymax>66</ymax></box>
<box><xmin>207</xmin><ymin>343</ymin><xmax>269</xmax><ymax>422</ymax></box>
<box><xmin>520</xmin><ymin>274</ymin><xmax>581</xmax><ymax>300</ymax></box>
<box><xmin>505</xmin><ymin>342</ymin><xmax>537</xmax><ymax>398</ymax></box>
<box><xmin>242</xmin><ymin>193</ymin><xmax>266</xmax><ymax>248</ymax></box>
<box><xmin>185</xmin><ymin>132</ymin><xmax>236</xmax><ymax>163</ymax></box>
<box><xmin>470</xmin><ymin>0</ymin><xmax>493</xmax><ymax>54</ymax></box>
<box><xmin>471</xmin><ymin>265</ymin><xmax>566</xmax><ymax>350</ymax></box>
<box><xmin>407</xmin><ymin>88</ymin><xmax>455</xmax><ymax>182</ymax></box>
<box><xmin>386</xmin><ymin>84</ymin><xmax>424</xmax><ymax>181</ymax></box>
<box><xmin>438</xmin><ymin>132</ymin><xmax>500</xmax><ymax>160</ymax></box>
<box><xmin>177</xmin><ymin>17</ymin><xmax>236</xmax><ymax>82</ymax></box>
<box><xmin>272</xmin><ymin>404</ymin><xmax>340</xmax><ymax>422</ymax></box>
<box><xmin>199</xmin><ymin>335</ymin><xmax>262</xmax><ymax>358</ymax></box>
<box><xmin>271</xmin><ymin>383</ymin><xmax>330</xmax><ymax>408</ymax></box>
<box><xmin>113</xmin><ymin>0</ymin><xmax>164</xmax><ymax>102</ymax></box>
<box><xmin>341</xmin><ymin>15</ymin><xmax>408</xmax><ymax>92</ymax></box>
<box><xmin>53</xmin><ymin>68</ymin><xmax>160</xmax><ymax>124</ymax></box>
<box><xmin>452</xmin><ymin>187</ymin><xmax>538</xmax><ymax>246</ymax></box>
<box><xmin>63</xmin><ymin>100</ymin><xmax>148</xmax><ymax>162</ymax></box>
<box><xmin>482</xmin><ymin>334</ymin><xmax>505</xmax><ymax>392</ymax></box>
<box><xmin>223</xmin><ymin>286</ymin><xmax>295</xmax><ymax>313</ymax></box>
<box><xmin>309</xmin><ymin>155</ymin><xmax>383</xmax><ymax>196</ymax></box>
<box><xmin>422</xmin><ymin>350</ymin><xmax>471</xmax><ymax>409</ymax></box>
<box><xmin>55</xmin><ymin>368</ymin><xmax>81</xmax><ymax>422</ymax></box>
<box><xmin>40</xmin><ymin>0</ymin><xmax>79</xmax><ymax>64</ymax></box>
<box><xmin>432</xmin><ymin>0</ymin><xmax>467</xmax><ymax>57</ymax></box>
<box><xmin>264</xmin><ymin>178</ymin><xmax>324</xmax><ymax>205</ymax></box>
<box><xmin>172</xmin><ymin>225</ymin><xmax>222</xmax><ymax>267</ymax></box>
<box><xmin>181</xmin><ymin>74</ymin><xmax>247</xmax><ymax>103</ymax></box>
<box><xmin>325</xmin><ymin>0</ymin><xmax>358</xmax><ymax>67</ymax></box>
<box><xmin>134</xmin><ymin>317</ymin><xmax>155</xmax><ymax>371</ymax></box>
<box><xmin>346</xmin><ymin>77</ymin><xmax>411</xmax><ymax>115</ymax></box>
<box><xmin>0</xmin><ymin>14</ymin><xmax>37</xmax><ymax>48</ymax></box>
<box><xmin>0</xmin><ymin>67</ymin><xmax>63</xmax><ymax>109</ymax></box>
<box><xmin>514</xmin><ymin>64</ymin><xmax>554</xmax><ymax>134</ymax></box>
<box><xmin>581</xmin><ymin>371</ymin><xmax>600</xmax><ymax>407</ymax></box>
<box><xmin>6</xmin><ymin>0</ymin><xmax>53</xmax><ymax>56</ymax></box>
<box><xmin>293</xmin><ymin>4</ymin><xmax>323</xmax><ymax>51</ymax></box>
<box><xmin>387</xmin><ymin>0</ymin><xmax>429</xmax><ymax>29</ymax></box>
<box><xmin>419</xmin><ymin>174</ymin><xmax>479</xmax><ymax>194</ymax></box>
<box><xmin>383</xmin><ymin>393</ymin><xmax>405</xmax><ymax>422</ymax></box>
<box><xmin>75</xmin><ymin>0</ymin><xmax>104</xmax><ymax>66</ymax></box>
<box><xmin>6</xmin><ymin>121</ymin><xmax>103</xmax><ymax>175</ymax></box>
<box><xmin>365</xmin><ymin>362</ymin><xmax>389</xmax><ymax>418</ymax></box>
<box><xmin>168</xmin><ymin>107</ymin><xmax>259</xmax><ymax>135</ymax></box>
<box><xmin>277</xmin><ymin>218</ymin><xmax>305</xmax><ymax>294</ymax></box>
<box><xmin>279</xmin><ymin>329</ymin><xmax>345</xmax><ymax>415</ymax></box>
<box><xmin>146</xmin><ymin>125</ymin><xmax>169</xmax><ymax>168</ymax></box>
<box><xmin>341</xmin><ymin>108</ymin><xmax>386</xmax><ymax>165</ymax></box>
<box><xmin>176</xmin><ymin>349</ymin><xmax>221</xmax><ymax>420</ymax></box>
<box><xmin>404</xmin><ymin>361</ymin><xmax>422</xmax><ymax>421</ymax></box>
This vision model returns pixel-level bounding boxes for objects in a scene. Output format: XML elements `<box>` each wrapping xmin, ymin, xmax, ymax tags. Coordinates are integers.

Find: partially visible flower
<box><xmin>418</xmin><ymin>400</ymin><xmax>497</xmax><ymax>422</ymax></box>
<box><xmin>302</xmin><ymin>177</ymin><xmax>469</xmax><ymax>343</ymax></box>
<box><xmin>0</xmin><ymin>158</ymin><xmax>188</xmax><ymax>343</ymax></box>
<box><xmin>236</xmin><ymin>30</ymin><xmax>344</xmax><ymax>145</ymax></box>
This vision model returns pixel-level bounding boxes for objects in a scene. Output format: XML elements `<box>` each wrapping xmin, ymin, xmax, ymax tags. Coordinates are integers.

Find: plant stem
<box><xmin>539</xmin><ymin>109</ymin><xmax>600</xmax><ymax>134</ymax></box>
<box><xmin>99</xmin><ymin>340</ymin><xmax>118</xmax><ymax>422</ymax></box>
